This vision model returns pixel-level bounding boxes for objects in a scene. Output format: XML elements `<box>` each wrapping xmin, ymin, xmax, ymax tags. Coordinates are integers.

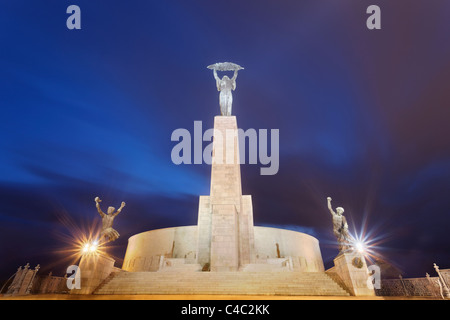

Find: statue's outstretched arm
<box><xmin>213</xmin><ymin>69</ymin><xmax>220</xmax><ymax>91</ymax></box>
<box><xmin>95</xmin><ymin>198</ymin><xmax>105</xmax><ymax>217</ymax></box>
<box><xmin>231</xmin><ymin>69</ymin><xmax>238</xmax><ymax>81</ymax></box>
<box><xmin>231</xmin><ymin>70</ymin><xmax>238</xmax><ymax>90</ymax></box>
<box><xmin>213</xmin><ymin>69</ymin><xmax>220</xmax><ymax>81</ymax></box>
<box><xmin>113</xmin><ymin>202</ymin><xmax>126</xmax><ymax>217</ymax></box>
<box><xmin>327</xmin><ymin>197</ymin><xmax>336</xmax><ymax>215</ymax></box>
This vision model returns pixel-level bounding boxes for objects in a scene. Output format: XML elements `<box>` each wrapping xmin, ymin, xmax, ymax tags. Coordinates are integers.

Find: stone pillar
<box><xmin>197</xmin><ymin>196</ymin><xmax>212</xmax><ymax>270</ymax></box>
<box><xmin>239</xmin><ymin>195</ymin><xmax>255</xmax><ymax>266</ymax></box>
<box><xmin>333</xmin><ymin>251</ymin><xmax>375</xmax><ymax>296</ymax></box>
<box><xmin>70</xmin><ymin>254</ymin><xmax>115</xmax><ymax>295</ymax></box>
<box><xmin>210</xmin><ymin>116</ymin><xmax>243</xmax><ymax>207</ymax></box>
<box><xmin>197</xmin><ymin>116</ymin><xmax>255</xmax><ymax>272</ymax></box>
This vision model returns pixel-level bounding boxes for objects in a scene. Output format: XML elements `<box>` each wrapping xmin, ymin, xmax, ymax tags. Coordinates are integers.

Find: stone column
<box><xmin>209</xmin><ymin>116</ymin><xmax>241</xmax><ymax>272</ymax></box>
<box><xmin>196</xmin><ymin>116</ymin><xmax>255</xmax><ymax>272</ymax></box>
<box><xmin>197</xmin><ymin>196</ymin><xmax>212</xmax><ymax>270</ymax></box>
<box><xmin>239</xmin><ymin>195</ymin><xmax>255</xmax><ymax>266</ymax></box>
<box><xmin>70</xmin><ymin>254</ymin><xmax>115</xmax><ymax>295</ymax></box>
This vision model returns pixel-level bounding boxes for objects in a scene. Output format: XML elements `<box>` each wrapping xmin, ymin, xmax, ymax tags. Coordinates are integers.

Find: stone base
<box><xmin>331</xmin><ymin>251</ymin><xmax>375</xmax><ymax>296</ymax></box>
<box><xmin>123</xmin><ymin>226</ymin><xmax>325</xmax><ymax>273</ymax></box>
<box><xmin>70</xmin><ymin>254</ymin><xmax>115</xmax><ymax>295</ymax></box>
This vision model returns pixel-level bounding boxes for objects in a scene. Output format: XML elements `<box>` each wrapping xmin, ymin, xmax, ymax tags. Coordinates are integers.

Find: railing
<box><xmin>1</xmin><ymin>264</ymin><xmax>69</xmax><ymax>296</ymax></box>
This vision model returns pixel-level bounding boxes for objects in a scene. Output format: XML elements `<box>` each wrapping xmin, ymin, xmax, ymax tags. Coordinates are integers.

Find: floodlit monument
<box><xmin>71</xmin><ymin>63</ymin><xmax>374</xmax><ymax>296</ymax></box>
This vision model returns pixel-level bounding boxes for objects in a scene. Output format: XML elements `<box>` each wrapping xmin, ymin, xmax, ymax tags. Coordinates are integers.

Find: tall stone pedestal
<box><xmin>196</xmin><ymin>116</ymin><xmax>255</xmax><ymax>271</ymax></box>
<box><xmin>332</xmin><ymin>251</ymin><xmax>375</xmax><ymax>296</ymax></box>
<box><xmin>70</xmin><ymin>254</ymin><xmax>115</xmax><ymax>295</ymax></box>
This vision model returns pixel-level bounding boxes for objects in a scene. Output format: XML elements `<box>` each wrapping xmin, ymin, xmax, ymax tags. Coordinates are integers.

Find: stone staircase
<box><xmin>94</xmin><ymin>271</ymin><xmax>350</xmax><ymax>296</ymax></box>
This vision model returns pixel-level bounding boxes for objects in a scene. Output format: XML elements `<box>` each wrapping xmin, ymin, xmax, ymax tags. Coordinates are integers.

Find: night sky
<box><xmin>1</xmin><ymin>1</ymin><xmax>450</xmax><ymax>281</ymax></box>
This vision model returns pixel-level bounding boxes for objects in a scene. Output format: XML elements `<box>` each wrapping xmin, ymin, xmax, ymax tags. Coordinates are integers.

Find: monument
<box><xmin>121</xmin><ymin>63</ymin><xmax>325</xmax><ymax>276</ymax></box>
<box><xmin>70</xmin><ymin>63</ymin><xmax>372</xmax><ymax>296</ymax></box>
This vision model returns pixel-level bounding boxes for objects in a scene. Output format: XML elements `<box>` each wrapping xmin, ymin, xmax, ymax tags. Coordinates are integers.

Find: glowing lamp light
<box><xmin>354</xmin><ymin>241</ymin><xmax>365</xmax><ymax>253</ymax></box>
<box><xmin>81</xmin><ymin>241</ymin><xmax>99</xmax><ymax>255</ymax></box>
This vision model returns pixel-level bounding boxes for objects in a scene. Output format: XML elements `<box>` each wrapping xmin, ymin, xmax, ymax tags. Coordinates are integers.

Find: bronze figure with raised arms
<box><xmin>208</xmin><ymin>62</ymin><xmax>244</xmax><ymax>116</ymax></box>
<box><xmin>95</xmin><ymin>196</ymin><xmax>125</xmax><ymax>243</ymax></box>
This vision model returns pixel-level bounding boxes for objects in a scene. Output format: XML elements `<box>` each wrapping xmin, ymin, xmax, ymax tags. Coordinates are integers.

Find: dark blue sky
<box><xmin>1</xmin><ymin>1</ymin><xmax>450</xmax><ymax>280</ymax></box>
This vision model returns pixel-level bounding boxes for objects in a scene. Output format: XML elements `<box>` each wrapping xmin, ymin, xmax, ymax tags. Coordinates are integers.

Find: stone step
<box><xmin>109</xmin><ymin>278</ymin><xmax>338</xmax><ymax>284</ymax></box>
<box><xmin>101</xmin><ymin>272</ymin><xmax>332</xmax><ymax>278</ymax></box>
<box><xmin>94</xmin><ymin>271</ymin><xmax>349</xmax><ymax>296</ymax></box>
<box><xmin>158</xmin><ymin>263</ymin><xmax>202</xmax><ymax>272</ymax></box>
<box><xmin>97</xmin><ymin>289</ymin><xmax>347</xmax><ymax>295</ymax></box>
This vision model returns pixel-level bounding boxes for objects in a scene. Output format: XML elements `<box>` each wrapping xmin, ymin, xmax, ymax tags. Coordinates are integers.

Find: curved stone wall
<box><xmin>253</xmin><ymin>226</ymin><xmax>324</xmax><ymax>272</ymax></box>
<box><xmin>122</xmin><ymin>225</ymin><xmax>324</xmax><ymax>272</ymax></box>
<box><xmin>123</xmin><ymin>226</ymin><xmax>198</xmax><ymax>272</ymax></box>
